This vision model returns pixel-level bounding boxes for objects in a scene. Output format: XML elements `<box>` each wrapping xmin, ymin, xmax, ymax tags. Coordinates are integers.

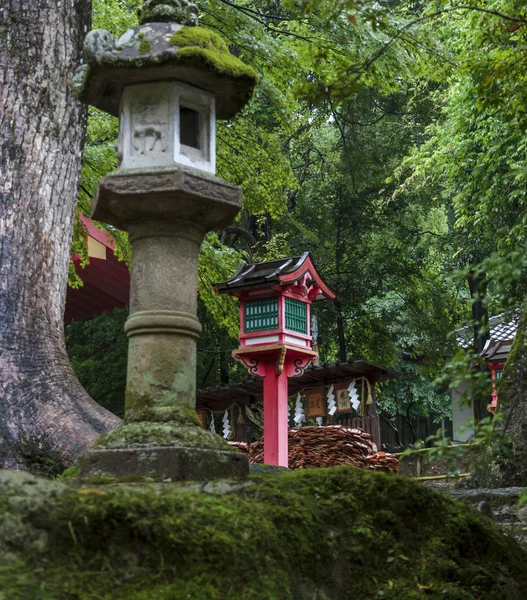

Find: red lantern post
<box><xmin>216</xmin><ymin>253</ymin><xmax>335</xmax><ymax>467</ymax></box>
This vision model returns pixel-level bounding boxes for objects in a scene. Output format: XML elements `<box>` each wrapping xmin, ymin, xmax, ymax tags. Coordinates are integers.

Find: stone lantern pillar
<box><xmin>73</xmin><ymin>0</ymin><xmax>257</xmax><ymax>481</ymax></box>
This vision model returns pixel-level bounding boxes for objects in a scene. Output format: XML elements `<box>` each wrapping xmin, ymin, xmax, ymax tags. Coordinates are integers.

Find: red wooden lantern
<box><xmin>216</xmin><ymin>253</ymin><xmax>335</xmax><ymax>466</ymax></box>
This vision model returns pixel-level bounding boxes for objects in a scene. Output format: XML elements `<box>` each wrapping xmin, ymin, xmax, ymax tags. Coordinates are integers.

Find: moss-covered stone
<box><xmin>174</xmin><ymin>46</ymin><xmax>256</xmax><ymax>80</ymax></box>
<box><xmin>1</xmin><ymin>467</ymin><xmax>526</xmax><ymax>599</ymax></box>
<box><xmin>93</xmin><ymin>421</ymin><xmax>229</xmax><ymax>450</ymax></box>
<box><xmin>124</xmin><ymin>382</ymin><xmax>201</xmax><ymax>424</ymax></box>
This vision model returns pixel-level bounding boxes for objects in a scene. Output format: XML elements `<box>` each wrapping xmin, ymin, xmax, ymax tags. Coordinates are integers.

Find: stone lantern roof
<box><xmin>73</xmin><ymin>0</ymin><xmax>257</xmax><ymax>119</ymax></box>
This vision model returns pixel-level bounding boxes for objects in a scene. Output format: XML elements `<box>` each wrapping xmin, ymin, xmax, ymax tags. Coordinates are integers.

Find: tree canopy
<box><xmin>68</xmin><ymin>0</ymin><xmax>527</xmax><ymax>433</ymax></box>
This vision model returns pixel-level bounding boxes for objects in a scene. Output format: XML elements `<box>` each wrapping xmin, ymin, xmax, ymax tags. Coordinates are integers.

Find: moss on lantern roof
<box><xmin>73</xmin><ymin>22</ymin><xmax>257</xmax><ymax>119</ymax></box>
<box><xmin>168</xmin><ymin>26</ymin><xmax>257</xmax><ymax>81</ymax></box>
<box><xmin>1</xmin><ymin>466</ymin><xmax>527</xmax><ymax>598</ymax></box>
<box><xmin>168</xmin><ymin>26</ymin><xmax>229</xmax><ymax>53</ymax></box>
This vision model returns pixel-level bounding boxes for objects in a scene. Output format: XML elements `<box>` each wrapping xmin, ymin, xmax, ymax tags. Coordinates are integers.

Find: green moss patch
<box><xmin>1</xmin><ymin>467</ymin><xmax>526</xmax><ymax>599</ymax></box>
<box><xmin>169</xmin><ymin>26</ymin><xmax>229</xmax><ymax>53</ymax></box>
<box><xmin>168</xmin><ymin>26</ymin><xmax>257</xmax><ymax>82</ymax></box>
<box><xmin>138</xmin><ymin>39</ymin><xmax>153</xmax><ymax>54</ymax></box>
<box><xmin>175</xmin><ymin>46</ymin><xmax>256</xmax><ymax>81</ymax></box>
<box><xmin>57</xmin><ymin>465</ymin><xmax>80</xmax><ymax>481</ymax></box>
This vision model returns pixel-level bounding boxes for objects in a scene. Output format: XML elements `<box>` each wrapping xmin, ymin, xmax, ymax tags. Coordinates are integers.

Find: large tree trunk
<box><xmin>0</xmin><ymin>0</ymin><xmax>120</xmax><ymax>472</ymax></box>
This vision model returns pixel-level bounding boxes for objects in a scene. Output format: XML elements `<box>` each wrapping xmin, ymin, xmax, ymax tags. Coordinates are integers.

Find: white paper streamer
<box><xmin>294</xmin><ymin>392</ymin><xmax>305</xmax><ymax>426</ymax></box>
<box><xmin>222</xmin><ymin>410</ymin><xmax>231</xmax><ymax>439</ymax></box>
<box><xmin>316</xmin><ymin>417</ymin><xmax>323</xmax><ymax>426</ymax></box>
<box><xmin>348</xmin><ymin>379</ymin><xmax>360</xmax><ymax>411</ymax></box>
<box><xmin>327</xmin><ymin>384</ymin><xmax>336</xmax><ymax>416</ymax></box>
<box><xmin>209</xmin><ymin>415</ymin><xmax>216</xmax><ymax>434</ymax></box>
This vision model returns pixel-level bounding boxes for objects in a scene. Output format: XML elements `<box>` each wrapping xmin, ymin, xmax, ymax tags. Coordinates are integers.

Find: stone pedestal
<box><xmin>77</xmin><ymin>167</ymin><xmax>248</xmax><ymax>481</ymax></box>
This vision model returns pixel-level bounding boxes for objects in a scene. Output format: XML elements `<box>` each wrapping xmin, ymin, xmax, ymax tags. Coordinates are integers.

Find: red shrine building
<box><xmin>65</xmin><ymin>216</ymin><xmax>129</xmax><ymax>322</ymax></box>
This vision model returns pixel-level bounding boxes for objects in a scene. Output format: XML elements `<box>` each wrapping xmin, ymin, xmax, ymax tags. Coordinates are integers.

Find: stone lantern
<box><xmin>73</xmin><ymin>0</ymin><xmax>257</xmax><ymax>481</ymax></box>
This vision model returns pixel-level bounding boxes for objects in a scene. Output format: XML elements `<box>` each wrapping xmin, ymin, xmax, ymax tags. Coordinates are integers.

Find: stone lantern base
<box><xmin>78</xmin><ymin>421</ymin><xmax>249</xmax><ymax>481</ymax></box>
<box><xmin>78</xmin><ymin>444</ymin><xmax>248</xmax><ymax>482</ymax></box>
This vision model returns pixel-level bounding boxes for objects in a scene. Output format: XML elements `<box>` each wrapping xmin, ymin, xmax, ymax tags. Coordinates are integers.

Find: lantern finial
<box><xmin>138</xmin><ymin>0</ymin><xmax>199</xmax><ymax>27</ymax></box>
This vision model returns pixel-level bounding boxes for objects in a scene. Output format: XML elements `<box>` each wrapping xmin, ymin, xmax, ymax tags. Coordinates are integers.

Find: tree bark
<box><xmin>0</xmin><ymin>0</ymin><xmax>120</xmax><ymax>472</ymax></box>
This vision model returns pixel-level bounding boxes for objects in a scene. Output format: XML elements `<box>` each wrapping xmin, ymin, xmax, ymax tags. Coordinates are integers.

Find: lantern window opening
<box><xmin>174</xmin><ymin>84</ymin><xmax>216</xmax><ymax>174</ymax></box>
<box><xmin>180</xmin><ymin>105</ymin><xmax>201</xmax><ymax>149</ymax></box>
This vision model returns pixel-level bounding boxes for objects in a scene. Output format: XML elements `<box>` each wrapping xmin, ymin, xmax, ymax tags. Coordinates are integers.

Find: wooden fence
<box><xmin>379</xmin><ymin>414</ymin><xmax>452</xmax><ymax>450</ymax></box>
<box><xmin>338</xmin><ymin>413</ymin><xmax>452</xmax><ymax>451</ymax></box>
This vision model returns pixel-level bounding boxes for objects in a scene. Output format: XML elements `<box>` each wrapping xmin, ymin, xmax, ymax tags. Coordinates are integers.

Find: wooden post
<box><xmin>263</xmin><ymin>368</ymin><xmax>290</xmax><ymax>467</ymax></box>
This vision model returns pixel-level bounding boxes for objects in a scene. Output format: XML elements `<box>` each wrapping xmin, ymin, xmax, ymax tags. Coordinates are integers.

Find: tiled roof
<box><xmin>455</xmin><ymin>312</ymin><xmax>519</xmax><ymax>349</ymax></box>
<box><xmin>215</xmin><ymin>254</ymin><xmax>309</xmax><ymax>291</ymax></box>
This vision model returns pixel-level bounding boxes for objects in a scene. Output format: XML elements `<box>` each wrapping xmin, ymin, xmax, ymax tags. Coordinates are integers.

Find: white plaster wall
<box><xmin>452</xmin><ymin>379</ymin><xmax>474</xmax><ymax>442</ymax></box>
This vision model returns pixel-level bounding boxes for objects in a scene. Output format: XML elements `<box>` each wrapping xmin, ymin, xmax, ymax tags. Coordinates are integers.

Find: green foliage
<box><xmin>198</xmin><ymin>233</ymin><xmax>243</xmax><ymax>338</ymax></box>
<box><xmin>378</xmin><ymin>359</ymin><xmax>451</xmax><ymax>421</ymax></box>
<box><xmin>400</xmin><ymin>0</ymin><xmax>527</xmax><ymax>266</ymax></box>
<box><xmin>66</xmin><ymin>308</ymin><xmax>129</xmax><ymax>417</ymax></box>
<box><xmin>403</xmin><ymin>414</ymin><xmax>514</xmax><ymax>479</ymax></box>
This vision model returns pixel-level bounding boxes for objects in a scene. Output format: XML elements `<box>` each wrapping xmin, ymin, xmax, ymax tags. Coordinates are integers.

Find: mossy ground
<box><xmin>0</xmin><ymin>467</ymin><xmax>526</xmax><ymax>599</ymax></box>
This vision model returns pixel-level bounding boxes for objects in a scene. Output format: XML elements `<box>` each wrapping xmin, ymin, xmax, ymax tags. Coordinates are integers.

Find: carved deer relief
<box><xmin>131</xmin><ymin>95</ymin><xmax>168</xmax><ymax>156</ymax></box>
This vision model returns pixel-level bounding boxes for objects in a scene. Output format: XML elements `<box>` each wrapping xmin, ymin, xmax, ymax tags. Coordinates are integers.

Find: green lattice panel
<box><xmin>244</xmin><ymin>297</ymin><xmax>278</xmax><ymax>332</ymax></box>
<box><xmin>285</xmin><ymin>297</ymin><xmax>307</xmax><ymax>334</ymax></box>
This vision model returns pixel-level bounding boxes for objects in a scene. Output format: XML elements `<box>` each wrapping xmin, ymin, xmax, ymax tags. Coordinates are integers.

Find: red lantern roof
<box><xmin>215</xmin><ymin>252</ymin><xmax>335</xmax><ymax>301</ymax></box>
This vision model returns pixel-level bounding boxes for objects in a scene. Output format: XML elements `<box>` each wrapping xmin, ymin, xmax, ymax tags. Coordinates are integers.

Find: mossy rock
<box><xmin>1</xmin><ymin>466</ymin><xmax>526</xmax><ymax>598</ymax></box>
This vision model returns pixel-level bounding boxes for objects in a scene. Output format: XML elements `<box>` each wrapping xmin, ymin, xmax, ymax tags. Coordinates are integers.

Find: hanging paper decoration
<box><xmin>327</xmin><ymin>384</ymin><xmax>336</xmax><ymax>416</ymax></box>
<box><xmin>316</xmin><ymin>417</ymin><xmax>323</xmax><ymax>426</ymax></box>
<box><xmin>294</xmin><ymin>392</ymin><xmax>305</xmax><ymax>426</ymax></box>
<box><xmin>348</xmin><ymin>379</ymin><xmax>360</xmax><ymax>411</ymax></box>
<box><xmin>209</xmin><ymin>414</ymin><xmax>216</xmax><ymax>434</ymax></box>
<box><xmin>222</xmin><ymin>410</ymin><xmax>231</xmax><ymax>439</ymax></box>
